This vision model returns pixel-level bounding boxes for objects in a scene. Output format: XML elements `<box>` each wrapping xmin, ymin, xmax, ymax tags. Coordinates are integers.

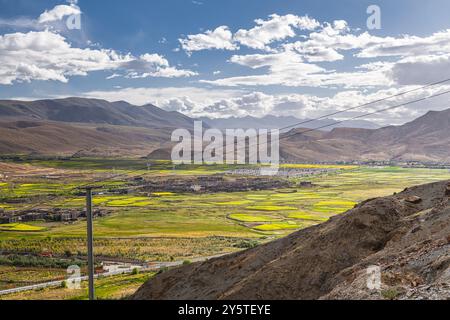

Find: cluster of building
<box><xmin>225</xmin><ymin>168</ymin><xmax>338</xmax><ymax>177</ymax></box>
<box><xmin>139</xmin><ymin>175</ymin><xmax>293</xmax><ymax>193</ymax></box>
<box><xmin>0</xmin><ymin>208</ymin><xmax>110</xmax><ymax>224</ymax></box>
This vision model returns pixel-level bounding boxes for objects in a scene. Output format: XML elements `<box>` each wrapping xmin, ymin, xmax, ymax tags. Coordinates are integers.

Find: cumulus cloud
<box><xmin>120</xmin><ymin>53</ymin><xmax>197</xmax><ymax>78</ymax></box>
<box><xmin>179</xmin><ymin>14</ymin><xmax>320</xmax><ymax>53</ymax></box>
<box><xmin>201</xmin><ymin>50</ymin><xmax>391</xmax><ymax>88</ymax></box>
<box><xmin>0</xmin><ymin>4</ymin><xmax>80</xmax><ymax>30</ymax></box>
<box><xmin>38</xmin><ymin>4</ymin><xmax>81</xmax><ymax>23</ymax></box>
<box><xmin>357</xmin><ymin>29</ymin><xmax>450</xmax><ymax>58</ymax></box>
<box><xmin>179</xmin><ymin>26</ymin><xmax>238</xmax><ymax>53</ymax></box>
<box><xmin>233</xmin><ymin>14</ymin><xmax>320</xmax><ymax>50</ymax></box>
<box><xmin>82</xmin><ymin>86</ymin><xmax>245</xmax><ymax>110</ymax></box>
<box><xmin>0</xmin><ymin>29</ymin><xmax>196</xmax><ymax>85</ymax></box>
<box><xmin>79</xmin><ymin>84</ymin><xmax>450</xmax><ymax>125</ymax></box>
<box><xmin>390</xmin><ymin>54</ymin><xmax>450</xmax><ymax>85</ymax></box>
<box><xmin>0</xmin><ymin>4</ymin><xmax>196</xmax><ymax>84</ymax></box>
<box><xmin>201</xmin><ymin>85</ymin><xmax>450</xmax><ymax>124</ymax></box>
<box><xmin>199</xmin><ymin>18</ymin><xmax>450</xmax><ymax>89</ymax></box>
<box><xmin>204</xmin><ymin>92</ymin><xmax>275</xmax><ymax>117</ymax></box>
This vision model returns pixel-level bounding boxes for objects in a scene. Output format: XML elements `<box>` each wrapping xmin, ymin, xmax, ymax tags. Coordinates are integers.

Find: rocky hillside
<box><xmin>0</xmin><ymin>120</ymin><xmax>171</xmax><ymax>157</ymax></box>
<box><xmin>0</xmin><ymin>98</ymin><xmax>194</xmax><ymax>129</ymax></box>
<box><xmin>1</xmin><ymin>97</ymin><xmax>450</xmax><ymax>162</ymax></box>
<box><xmin>0</xmin><ymin>97</ymin><xmax>196</xmax><ymax>156</ymax></box>
<box><xmin>200</xmin><ymin>115</ymin><xmax>380</xmax><ymax>131</ymax></box>
<box><xmin>132</xmin><ymin>180</ymin><xmax>450</xmax><ymax>300</ymax></box>
<box><xmin>281</xmin><ymin>109</ymin><xmax>450</xmax><ymax>162</ymax></box>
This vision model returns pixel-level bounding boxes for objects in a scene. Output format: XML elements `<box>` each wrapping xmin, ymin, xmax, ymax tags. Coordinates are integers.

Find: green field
<box><xmin>0</xmin><ymin>270</ymin><xmax>155</xmax><ymax>300</ymax></box>
<box><xmin>1</xmin><ymin>159</ymin><xmax>450</xmax><ymax>298</ymax></box>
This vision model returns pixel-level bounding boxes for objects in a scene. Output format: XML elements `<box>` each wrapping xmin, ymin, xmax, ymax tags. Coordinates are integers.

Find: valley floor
<box><xmin>1</xmin><ymin>158</ymin><xmax>450</xmax><ymax>299</ymax></box>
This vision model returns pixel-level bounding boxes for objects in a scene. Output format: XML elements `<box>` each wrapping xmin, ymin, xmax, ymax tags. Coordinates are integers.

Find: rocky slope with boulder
<box><xmin>132</xmin><ymin>180</ymin><xmax>450</xmax><ymax>300</ymax></box>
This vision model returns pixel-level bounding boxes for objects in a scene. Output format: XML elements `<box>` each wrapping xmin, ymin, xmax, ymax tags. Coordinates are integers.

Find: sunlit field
<box><xmin>1</xmin><ymin>158</ymin><xmax>450</xmax><ymax>299</ymax></box>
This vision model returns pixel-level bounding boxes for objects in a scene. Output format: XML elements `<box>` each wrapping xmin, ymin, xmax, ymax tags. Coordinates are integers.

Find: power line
<box><xmin>277</xmin><ymin>77</ymin><xmax>450</xmax><ymax>132</ymax></box>
<box><xmin>8</xmin><ymin>77</ymin><xmax>450</xmax><ymax>212</ymax></box>
<box><xmin>219</xmin><ymin>86</ymin><xmax>450</xmax><ymax>158</ymax></box>
<box><xmin>279</xmin><ymin>88</ymin><xmax>450</xmax><ymax>142</ymax></box>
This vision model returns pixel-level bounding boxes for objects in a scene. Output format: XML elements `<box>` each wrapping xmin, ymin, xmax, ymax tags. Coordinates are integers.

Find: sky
<box><xmin>1</xmin><ymin>0</ymin><xmax>450</xmax><ymax>125</ymax></box>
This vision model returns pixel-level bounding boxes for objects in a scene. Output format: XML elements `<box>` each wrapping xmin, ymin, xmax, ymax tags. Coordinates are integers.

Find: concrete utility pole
<box><xmin>85</xmin><ymin>187</ymin><xmax>95</xmax><ymax>300</ymax></box>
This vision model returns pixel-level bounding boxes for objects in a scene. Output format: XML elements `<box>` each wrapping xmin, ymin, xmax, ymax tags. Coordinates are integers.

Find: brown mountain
<box><xmin>0</xmin><ymin>97</ymin><xmax>194</xmax><ymax>129</ymax></box>
<box><xmin>132</xmin><ymin>179</ymin><xmax>450</xmax><ymax>300</ymax></box>
<box><xmin>1</xmin><ymin>98</ymin><xmax>450</xmax><ymax>162</ymax></box>
<box><xmin>281</xmin><ymin>109</ymin><xmax>450</xmax><ymax>162</ymax></box>
<box><xmin>0</xmin><ymin>120</ymin><xmax>171</xmax><ymax>157</ymax></box>
<box><xmin>0</xmin><ymin>97</ymin><xmax>197</xmax><ymax>156</ymax></box>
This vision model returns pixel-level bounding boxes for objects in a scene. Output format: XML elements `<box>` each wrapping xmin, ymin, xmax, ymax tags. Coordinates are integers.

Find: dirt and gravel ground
<box><xmin>132</xmin><ymin>180</ymin><xmax>450</xmax><ymax>300</ymax></box>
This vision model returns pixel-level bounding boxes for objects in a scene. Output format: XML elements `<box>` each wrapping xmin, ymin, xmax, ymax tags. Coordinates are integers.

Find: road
<box><xmin>0</xmin><ymin>253</ymin><xmax>227</xmax><ymax>296</ymax></box>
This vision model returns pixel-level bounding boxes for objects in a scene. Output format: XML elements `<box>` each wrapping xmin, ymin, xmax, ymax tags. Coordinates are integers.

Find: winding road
<box><xmin>0</xmin><ymin>254</ymin><xmax>226</xmax><ymax>296</ymax></box>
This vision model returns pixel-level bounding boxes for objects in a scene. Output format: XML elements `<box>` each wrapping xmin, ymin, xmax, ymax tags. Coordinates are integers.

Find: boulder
<box><xmin>404</xmin><ymin>196</ymin><xmax>422</xmax><ymax>204</ymax></box>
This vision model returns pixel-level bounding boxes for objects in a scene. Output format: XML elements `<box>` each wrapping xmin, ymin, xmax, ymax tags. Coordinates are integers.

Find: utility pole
<box><xmin>85</xmin><ymin>187</ymin><xmax>95</xmax><ymax>300</ymax></box>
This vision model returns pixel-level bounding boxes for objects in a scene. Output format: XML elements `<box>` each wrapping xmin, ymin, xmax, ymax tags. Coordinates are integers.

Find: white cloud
<box><xmin>0</xmin><ymin>4</ymin><xmax>81</xmax><ymax>30</ymax></box>
<box><xmin>200</xmin><ymin>86</ymin><xmax>450</xmax><ymax>124</ymax></box>
<box><xmin>203</xmin><ymin>92</ymin><xmax>274</xmax><ymax>117</ymax></box>
<box><xmin>233</xmin><ymin>14</ymin><xmax>320</xmax><ymax>50</ymax></box>
<box><xmin>179</xmin><ymin>14</ymin><xmax>319</xmax><ymax>53</ymax></box>
<box><xmin>390</xmin><ymin>54</ymin><xmax>450</xmax><ymax>85</ymax></box>
<box><xmin>38</xmin><ymin>4</ymin><xmax>81</xmax><ymax>23</ymax></box>
<box><xmin>201</xmin><ymin>50</ymin><xmax>391</xmax><ymax>88</ymax></box>
<box><xmin>82</xmin><ymin>86</ymin><xmax>245</xmax><ymax>110</ymax></box>
<box><xmin>0</xmin><ymin>30</ymin><xmax>196</xmax><ymax>85</ymax></box>
<box><xmin>0</xmin><ymin>4</ymin><xmax>196</xmax><ymax>84</ymax></box>
<box><xmin>0</xmin><ymin>30</ymin><xmax>115</xmax><ymax>84</ymax></box>
<box><xmin>179</xmin><ymin>26</ymin><xmax>238</xmax><ymax>53</ymax></box>
<box><xmin>198</xmin><ymin>19</ymin><xmax>450</xmax><ymax>89</ymax></box>
<box><xmin>120</xmin><ymin>53</ymin><xmax>197</xmax><ymax>78</ymax></box>
<box><xmin>357</xmin><ymin>29</ymin><xmax>450</xmax><ymax>58</ymax></box>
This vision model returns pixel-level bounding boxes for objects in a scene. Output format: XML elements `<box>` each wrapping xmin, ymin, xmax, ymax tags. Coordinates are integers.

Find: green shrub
<box><xmin>157</xmin><ymin>266</ymin><xmax>169</xmax><ymax>274</ymax></box>
<box><xmin>234</xmin><ymin>240</ymin><xmax>259</xmax><ymax>249</ymax></box>
<box><xmin>381</xmin><ymin>288</ymin><xmax>399</xmax><ymax>300</ymax></box>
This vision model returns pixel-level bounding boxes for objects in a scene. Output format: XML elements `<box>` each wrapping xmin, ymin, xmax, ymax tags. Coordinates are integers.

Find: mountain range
<box><xmin>0</xmin><ymin>97</ymin><xmax>449</xmax><ymax>162</ymax></box>
<box><xmin>200</xmin><ymin>115</ymin><xmax>380</xmax><ymax>131</ymax></box>
<box><xmin>0</xmin><ymin>97</ymin><xmax>194</xmax><ymax>129</ymax></box>
<box><xmin>281</xmin><ymin>109</ymin><xmax>450</xmax><ymax>162</ymax></box>
<box><xmin>0</xmin><ymin>98</ymin><xmax>194</xmax><ymax>156</ymax></box>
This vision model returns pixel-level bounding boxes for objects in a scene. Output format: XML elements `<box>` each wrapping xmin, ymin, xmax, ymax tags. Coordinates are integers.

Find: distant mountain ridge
<box><xmin>281</xmin><ymin>108</ymin><xmax>450</xmax><ymax>162</ymax></box>
<box><xmin>0</xmin><ymin>97</ymin><xmax>194</xmax><ymax>129</ymax></box>
<box><xmin>1</xmin><ymin>97</ymin><xmax>450</xmax><ymax>162</ymax></box>
<box><xmin>200</xmin><ymin>115</ymin><xmax>380</xmax><ymax>131</ymax></box>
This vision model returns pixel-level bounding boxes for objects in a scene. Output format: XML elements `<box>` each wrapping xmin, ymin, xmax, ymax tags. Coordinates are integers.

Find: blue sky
<box><xmin>1</xmin><ymin>0</ymin><xmax>450</xmax><ymax>124</ymax></box>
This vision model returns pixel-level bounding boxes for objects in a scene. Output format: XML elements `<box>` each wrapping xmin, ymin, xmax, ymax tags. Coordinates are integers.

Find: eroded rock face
<box><xmin>132</xmin><ymin>180</ymin><xmax>450</xmax><ymax>300</ymax></box>
<box><xmin>404</xmin><ymin>195</ymin><xmax>422</xmax><ymax>204</ymax></box>
<box><xmin>445</xmin><ymin>184</ymin><xmax>450</xmax><ymax>196</ymax></box>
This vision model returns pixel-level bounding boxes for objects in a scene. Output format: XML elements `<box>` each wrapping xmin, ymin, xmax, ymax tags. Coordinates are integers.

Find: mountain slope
<box><xmin>280</xmin><ymin>108</ymin><xmax>450</xmax><ymax>162</ymax></box>
<box><xmin>1</xmin><ymin>98</ymin><xmax>450</xmax><ymax>162</ymax></box>
<box><xmin>201</xmin><ymin>115</ymin><xmax>380</xmax><ymax>131</ymax></box>
<box><xmin>132</xmin><ymin>180</ymin><xmax>450</xmax><ymax>300</ymax></box>
<box><xmin>0</xmin><ymin>98</ymin><xmax>194</xmax><ymax>129</ymax></box>
<box><xmin>0</xmin><ymin>97</ymin><xmax>198</xmax><ymax>156</ymax></box>
<box><xmin>0</xmin><ymin>120</ymin><xmax>171</xmax><ymax>156</ymax></box>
